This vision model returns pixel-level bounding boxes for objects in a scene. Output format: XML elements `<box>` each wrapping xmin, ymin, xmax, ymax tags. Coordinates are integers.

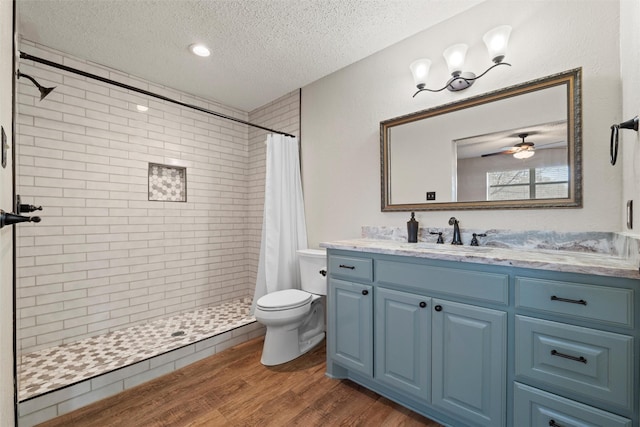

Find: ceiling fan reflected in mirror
<box><xmin>481</xmin><ymin>133</ymin><xmax>535</xmax><ymax>159</ymax></box>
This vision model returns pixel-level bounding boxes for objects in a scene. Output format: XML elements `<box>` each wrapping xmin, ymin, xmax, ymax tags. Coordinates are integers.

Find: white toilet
<box><xmin>254</xmin><ymin>248</ymin><xmax>327</xmax><ymax>366</ymax></box>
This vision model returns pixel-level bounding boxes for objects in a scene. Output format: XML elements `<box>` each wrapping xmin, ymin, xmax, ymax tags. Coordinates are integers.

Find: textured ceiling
<box><xmin>17</xmin><ymin>0</ymin><xmax>483</xmax><ymax>112</ymax></box>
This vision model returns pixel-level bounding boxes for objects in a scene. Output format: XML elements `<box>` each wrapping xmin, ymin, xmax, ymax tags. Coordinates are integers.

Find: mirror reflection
<box><xmin>381</xmin><ymin>68</ymin><xmax>581</xmax><ymax>211</ymax></box>
<box><xmin>455</xmin><ymin>120</ymin><xmax>568</xmax><ymax>202</ymax></box>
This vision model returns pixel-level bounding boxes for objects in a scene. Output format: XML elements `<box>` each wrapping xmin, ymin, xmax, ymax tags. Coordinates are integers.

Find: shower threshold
<box><xmin>18</xmin><ymin>297</ymin><xmax>256</xmax><ymax>402</ymax></box>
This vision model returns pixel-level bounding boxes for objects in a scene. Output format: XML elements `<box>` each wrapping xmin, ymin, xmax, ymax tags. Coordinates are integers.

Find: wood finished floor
<box><xmin>38</xmin><ymin>337</ymin><xmax>442</xmax><ymax>427</ymax></box>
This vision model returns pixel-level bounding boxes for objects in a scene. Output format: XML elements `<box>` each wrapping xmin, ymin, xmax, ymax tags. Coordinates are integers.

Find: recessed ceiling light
<box><xmin>189</xmin><ymin>44</ymin><xmax>210</xmax><ymax>57</ymax></box>
<box><xmin>136</xmin><ymin>105</ymin><xmax>149</xmax><ymax>112</ymax></box>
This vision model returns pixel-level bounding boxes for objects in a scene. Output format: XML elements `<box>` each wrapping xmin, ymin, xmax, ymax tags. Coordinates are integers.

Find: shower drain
<box><xmin>171</xmin><ymin>330</ymin><xmax>186</xmax><ymax>337</ymax></box>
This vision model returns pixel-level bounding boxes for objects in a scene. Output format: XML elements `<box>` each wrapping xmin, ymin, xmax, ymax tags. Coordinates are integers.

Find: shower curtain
<box><xmin>251</xmin><ymin>134</ymin><xmax>308</xmax><ymax>313</ymax></box>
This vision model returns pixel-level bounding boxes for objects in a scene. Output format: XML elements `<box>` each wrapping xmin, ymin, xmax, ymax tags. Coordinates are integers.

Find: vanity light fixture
<box><xmin>410</xmin><ymin>25</ymin><xmax>512</xmax><ymax>97</ymax></box>
<box><xmin>189</xmin><ymin>43</ymin><xmax>211</xmax><ymax>57</ymax></box>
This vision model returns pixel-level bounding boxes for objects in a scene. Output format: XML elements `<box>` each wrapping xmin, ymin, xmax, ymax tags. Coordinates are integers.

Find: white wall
<box><xmin>301</xmin><ymin>0</ymin><xmax>623</xmax><ymax>247</ymax></box>
<box><xmin>0</xmin><ymin>1</ymin><xmax>15</xmax><ymax>424</ymax></box>
<box><xmin>620</xmin><ymin>0</ymin><xmax>640</xmax><ymax>233</ymax></box>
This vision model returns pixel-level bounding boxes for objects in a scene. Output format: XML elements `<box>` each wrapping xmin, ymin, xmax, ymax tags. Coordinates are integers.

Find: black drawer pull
<box><xmin>549</xmin><ymin>420</ymin><xmax>564</xmax><ymax>427</ymax></box>
<box><xmin>419</xmin><ymin>301</ymin><xmax>427</xmax><ymax>308</ymax></box>
<box><xmin>550</xmin><ymin>295</ymin><xmax>587</xmax><ymax>305</ymax></box>
<box><xmin>339</xmin><ymin>264</ymin><xmax>355</xmax><ymax>270</ymax></box>
<box><xmin>551</xmin><ymin>349</ymin><xmax>587</xmax><ymax>364</ymax></box>
<box><xmin>362</xmin><ymin>290</ymin><xmax>369</xmax><ymax>296</ymax></box>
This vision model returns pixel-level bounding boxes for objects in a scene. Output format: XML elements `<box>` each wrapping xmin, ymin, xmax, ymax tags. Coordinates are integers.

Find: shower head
<box><xmin>16</xmin><ymin>71</ymin><xmax>56</xmax><ymax>101</ymax></box>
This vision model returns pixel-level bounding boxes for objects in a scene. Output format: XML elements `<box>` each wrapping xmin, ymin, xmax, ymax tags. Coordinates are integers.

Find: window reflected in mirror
<box><xmin>486</xmin><ymin>167</ymin><xmax>569</xmax><ymax>201</ymax></box>
<box><xmin>454</xmin><ymin>120</ymin><xmax>568</xmax><ymax>202</ymax></box>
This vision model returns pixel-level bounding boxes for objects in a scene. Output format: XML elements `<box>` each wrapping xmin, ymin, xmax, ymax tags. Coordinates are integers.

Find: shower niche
<box><xmin>148</xmin><ymin>163</ymin><xmax>187</xmax><ymax>202</ymax></box>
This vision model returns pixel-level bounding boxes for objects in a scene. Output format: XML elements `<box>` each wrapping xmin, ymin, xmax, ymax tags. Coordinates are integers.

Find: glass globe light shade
<box><xmin>443</xmin><ymin>44</ymin><xmax>468</xmax><ymax>76</ymax></box>
<box><xmin>483</xmin><ymin>25</ymin><xmax>512</xmax><ymax>63</ymax></box>
<box><xmin>409</xmin><ymin>59</ymin><xmax>432</xmax><ymax>89</ymax></box>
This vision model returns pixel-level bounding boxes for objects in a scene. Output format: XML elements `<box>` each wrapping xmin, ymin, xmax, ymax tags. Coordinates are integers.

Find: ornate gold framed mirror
<box><xmin>381</xmin><ymin>68</ymin><xmax>581</xmax><ymax>211</ymax></box>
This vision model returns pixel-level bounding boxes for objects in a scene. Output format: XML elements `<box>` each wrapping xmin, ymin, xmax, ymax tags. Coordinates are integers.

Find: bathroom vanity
<box><xmin>321</xmin><ymin>239</ymin><xmax>640</xmax><ymax>427</ymax></box>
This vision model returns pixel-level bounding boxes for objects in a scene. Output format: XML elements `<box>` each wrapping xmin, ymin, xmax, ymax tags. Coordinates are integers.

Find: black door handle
<box><xmin>362</xmin><ymin>290</ymin><xmax>369</xmax><ymax>295</ymax></box>
<box><xmin>434</xmin><ymin>305</ymin><xmax>442</xmax><ymax>312</ymax></box>
<box><xmin>419</xmin><ymin>301</ymin><xmax>427</xmax><ymax>308</ymax></box>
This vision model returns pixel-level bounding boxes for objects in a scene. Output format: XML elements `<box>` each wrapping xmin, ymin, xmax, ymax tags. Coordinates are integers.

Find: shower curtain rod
<box><xmin>19</xmin><ymin>51</ymin><xmax>296</xmax><ymax>138</ymax></box>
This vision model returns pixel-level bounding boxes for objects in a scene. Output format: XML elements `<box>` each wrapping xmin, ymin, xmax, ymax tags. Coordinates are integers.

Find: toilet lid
<box><xmin>257</xmin><ymin>289</ymin><xmax>312</xmax><ymax>311</ymax></box>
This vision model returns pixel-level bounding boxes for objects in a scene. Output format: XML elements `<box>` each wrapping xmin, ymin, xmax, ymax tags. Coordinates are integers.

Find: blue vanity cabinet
<box><xmin>513</xmin><ymin>275</ymin><xmax>636</xmax><ymax>426</ymax></box>
<box><xmin>374</xmin><ymin>287</ymin><xmax>506</xmax><ymax>426</ymax></box>
<box><xmin>327</xmin><ymin>253</ymin><xmax>374</xmax><ymax>377</ymax></box>
<box><xmin>327</xmin><ymin>277</ymin><xmax>373</xmax><ymax>377</ymax></box>
<box><xmin>327</xmin><ymin>249</ymin><xmax>508</xmax><ymax>426</ymax></box>
<box><xmin>375</xmin><ymin>287</ymin><xmax>431</xmax><ymax>401</ymax></box>
<box><xmin>325</xmin><ymin>245</ymin><xmax>640</xmax><ymax>426</ymax></box>
<box><xmin>431</xmin><ymin>299</ymin><xmax>507</xmax><ymax>426</ymax></box>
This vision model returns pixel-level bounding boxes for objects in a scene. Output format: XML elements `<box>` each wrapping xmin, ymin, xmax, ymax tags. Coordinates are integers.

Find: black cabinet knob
<box><xmin>434</xmin><ymin>305</ymin><xmax>442</xmax><ymax>312</ymax></box>
<box><xmin>362</xmin><ymin>290</ymin><xmax>369</xmax><ymax>296</ymax></box>
<box><xmin>419</xmin><ymin>301</ymin><xmax>427</xmax><ymax>308</ymax></box>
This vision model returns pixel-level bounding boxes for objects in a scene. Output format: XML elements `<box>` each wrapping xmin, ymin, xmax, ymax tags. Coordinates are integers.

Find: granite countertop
<box><xmin>320</xmin><ymin>238</ymin><xmax>640</xmax><ymax>280</ymax></box>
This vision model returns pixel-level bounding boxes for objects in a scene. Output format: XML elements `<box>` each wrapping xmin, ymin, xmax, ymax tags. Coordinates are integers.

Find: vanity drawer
<box><xmin>515</xmin><ymin>315</ymin><xmax>633</xmax><ymax>410</ymax></box>
<box><xmin>515</xmin><ymin>277</ymin><xmax>633</xmax><ymax>327</ymax></box>
<box><xmin>514</xmin><ymin>382</ymin><xmax>631</xmax><ymax>427</ymax></box>
<box><xmin>376</xmin><ymin>259</ymin><xmax>508</xmax><ymax>305</ymax></box>
<box><xmin>329</xmin><ymin>255</ymin><xmax>373</xmax><ymax>282</ymax></box>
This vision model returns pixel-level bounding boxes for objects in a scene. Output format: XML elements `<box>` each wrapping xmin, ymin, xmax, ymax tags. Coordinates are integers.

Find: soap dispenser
<box><xmin>407</xmin><ymin>212</ymin><xmax>419</xmax><ymax>243</ymax></box>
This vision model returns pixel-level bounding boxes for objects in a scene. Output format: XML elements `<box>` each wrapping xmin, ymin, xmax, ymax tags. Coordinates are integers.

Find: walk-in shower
<box><xmin>14</xmin><ymin>41</ymin><xmax>300</xmax><ymax>423</ymax></box>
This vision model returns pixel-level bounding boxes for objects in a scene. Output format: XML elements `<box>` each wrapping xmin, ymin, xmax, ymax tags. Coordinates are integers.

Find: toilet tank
<box><xmin>297</xmin><ymin>249</ymin><xmax>327</xmax><ymax>295</ymax></box>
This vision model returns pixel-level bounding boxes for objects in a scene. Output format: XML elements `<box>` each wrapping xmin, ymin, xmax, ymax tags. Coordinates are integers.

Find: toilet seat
<box><xmin>257</xmin><ymin>289</ymin><xmax>312</xmax><ymax>311</ymax></box>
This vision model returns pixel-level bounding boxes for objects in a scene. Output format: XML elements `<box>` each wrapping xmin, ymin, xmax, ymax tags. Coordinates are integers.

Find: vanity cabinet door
<box><xmin>375</xmin><ymin>287</ymin><xmax>431</xmax><ymax>402</ymax></box>
<box><xmin>432</xmin><ymin>299</ymin><xmax>507</xmax><ymax>427</ymax></box>
<box><xmin>328</xmin><ymin>278</ymin><xmax>373</xmax><ymax>376</ymax></box>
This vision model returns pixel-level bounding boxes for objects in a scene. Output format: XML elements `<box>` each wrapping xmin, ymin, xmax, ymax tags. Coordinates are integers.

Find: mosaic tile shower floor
<box><xmin>19</xmin><ymin>297</ymin><xmax>255</xmax><ymax>401</ymax></box>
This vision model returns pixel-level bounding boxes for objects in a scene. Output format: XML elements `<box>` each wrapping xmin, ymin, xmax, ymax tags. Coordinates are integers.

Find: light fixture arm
<box><xmin>412</xmin><ymin>62</ymin><xmax>511</xmax><ymax>98</ymax></box>
<box><xmin>469</xmin><ymin>61</ymin><xmax>511</xmax><ymax>81</ymax></box>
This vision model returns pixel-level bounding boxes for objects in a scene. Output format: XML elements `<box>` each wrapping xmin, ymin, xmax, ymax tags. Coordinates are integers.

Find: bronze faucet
<box><xmin>448</xmin><ymin>217</ymin><xmax>462</xmax><ymax>245</ymax></box>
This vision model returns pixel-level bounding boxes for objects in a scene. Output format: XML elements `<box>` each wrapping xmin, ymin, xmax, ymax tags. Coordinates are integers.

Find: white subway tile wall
<box><xmin>16</xmin><ymin>40</ymin><xmax>300</xmax><ymax>356</ymax></box>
